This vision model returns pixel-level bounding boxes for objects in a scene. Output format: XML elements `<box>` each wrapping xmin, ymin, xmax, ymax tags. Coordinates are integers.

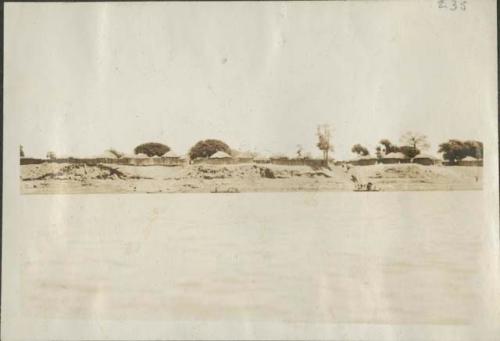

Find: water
<box><xmin>19</xmin><ymin>191</ymin><xmax>486</xmax><ymax>324</ymax></box>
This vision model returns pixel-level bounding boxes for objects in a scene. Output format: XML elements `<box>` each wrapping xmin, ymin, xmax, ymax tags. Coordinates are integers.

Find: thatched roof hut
<box><xmin>412</xmin><ymin>153</ymin><xmax>439</xmax><ymax>166</ymax></box>
<box><xmin>381</xmin><ymin>152</ymin><xmax>410</xmax><ymax>164</ymax></box>
<box><xmin>99</xmin><ymin>150</ymin><xmax>120</xmax><ymax>159</ymax></box>
<box><xmin>458</xmin><ymin>156</ymin><xmax>483</xmax><ymax>166</ymax></box>
<box><xmin>254</xmin><ymin>155</ymin><xmax>271</xmax><ymax>164</ymax></box>
<box><xmin>210</xmin><ymin>151</ymin><xmax>232</xmax><ymax>159</ymax></box>
<box><xmin>164</xmin><ymin>151</ymin><xmax>179</xmax><ymax>158</ymax></box>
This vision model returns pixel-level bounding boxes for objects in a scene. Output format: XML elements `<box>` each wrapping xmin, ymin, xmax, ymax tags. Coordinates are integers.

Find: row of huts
<box><xmin>348</xmin><ymin>152</ymin><xmax>483</xmax><ymax>166</ymax></box>
<box><xmin>21</xmin><ymin>150</ymin><xmax>483</xmax><ymax>167</ymax></box>
<box><xmin>187</xmin><ymin>151</ymin><xmax>483</xmax><ymax>167</ymax></box>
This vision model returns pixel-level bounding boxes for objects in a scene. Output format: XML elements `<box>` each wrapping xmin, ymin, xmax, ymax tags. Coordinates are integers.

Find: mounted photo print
<box><xmin>2</xmin><ymin>1</ymin><xmax>499</xmax><ymax>340</ymax></box>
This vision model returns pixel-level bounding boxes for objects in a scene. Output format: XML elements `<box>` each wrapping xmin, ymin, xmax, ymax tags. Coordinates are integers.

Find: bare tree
<box><xmin>399</xmin><ymin>132</ymin><xmax>430</xmax><ymax>151</ymax></box>
<box><xmin>316</xmin><ymin>124</ymin><xmax>334</xmax><ymax>167</ymax></box>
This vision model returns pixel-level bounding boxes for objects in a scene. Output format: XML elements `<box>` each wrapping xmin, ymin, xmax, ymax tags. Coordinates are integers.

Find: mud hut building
<box><xmin>412</xmin><ymin>154</ymin><xmax>439</xmax><ymax>166</ymax></box>
<box><xmin>270</xmin><ymin>155</ymin><xmax>290</xmax><ymax>165</ymax></box>
<box><xmin>121</xmin><ymin>153</ymin><xmax>150</xmax><ymax>166</ymax></box>
<box><xmin>235</xmin><ymin>152</ymin><xmax>255</xmax><ymax>163</ymax></box>
<box><xmin>458</xmin><ymin>156</ymin><xmax>483</xmax><ymax>167</ymax></box>
<box><xmin>199</xmin><ymin>151</ymin><xmax>233</xmax><ymax>165</ymax></box>
<box><xmin>162</xmin><ymin>151</ymin><xmax>183</xmax><ymax>165</ymax></box>
<box><xmin>349</xmin><ymin>155</ymin><xmax>377</xmax><ymax>166</ymax></box>
<box><xmin>381</xmin><ymin>152</ymin><xmax>410</xmax><ymax>164</ymax></box>
<box><xmin>254</xmin><ymin>155</ymin><xmax>271</xmax><ymax>164</ymax></box>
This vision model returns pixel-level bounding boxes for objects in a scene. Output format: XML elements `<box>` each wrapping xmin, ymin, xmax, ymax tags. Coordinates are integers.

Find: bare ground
<box><xmin>20</xmin><ymin>162</ymin><xmax>483</xmax><ymax>194</ymax></box>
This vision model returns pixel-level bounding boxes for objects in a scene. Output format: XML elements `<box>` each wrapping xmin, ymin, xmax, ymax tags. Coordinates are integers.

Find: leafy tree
<box><xmin>189</xmin><ymin>139</ymin><xmax>232</xmax><ymax>159</ymax></box>
<box><xmin>399</xmin><ymin>145</ymin><xmax>420</xmax><ymax>159</ymax></box>
<box><xmin>351</xmin><ymin>144</ymin><xmax>370</xmax><ymax>156</ymax></box>
<box><xmin>379</xmin><ymin>139</ymin><xmax>400</xmax><ymax>154</ymax></box>
<box><xmin>399</xmin><ymin>131</ymin><xmax>430</xmax><ymax>151</ymax></box>
<box><xmin>20</xmin><ymin>145</ymin><xmax>25</xmax><ymax>158</ymax></box>
<box><xmin>438</xmin><ymin>140</ymin><xmax>466</xmax><ymax>163</ymax></box>
<box><xmin>46</xmin><ymin>151</ymin><xmax>57</xmax><ymax>160</ymax></box>
<box><xmin>438</xmin><ymin>139</ymin><xmax>483</xmax><ymax>163</ymax></box>
<box><xmin>463</xmin><ymin>140</ymin><xmax>483</xmax><ymax>159</ymax></box>
<box><xmin>134</xmin><ymin>142</ymin><xmax>170</xmax><ymax>157</ymax></box>
<box><xmin>316</xmin><ymin>124</ymin><xmax>334</xmax><ymax>166</ymax></box>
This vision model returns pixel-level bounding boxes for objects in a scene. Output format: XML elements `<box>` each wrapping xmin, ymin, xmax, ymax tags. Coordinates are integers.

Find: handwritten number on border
<box><xmin>438</xmin><ymin>0</ymin><xmax>467</xmax><ymax>11</ymax></box>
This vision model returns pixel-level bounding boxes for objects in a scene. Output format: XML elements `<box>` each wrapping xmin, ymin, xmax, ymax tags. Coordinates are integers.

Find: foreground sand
<box><xmin>20</xmin><ymin>162</ymin><xmax>483</xmax><ymax>194</ymax></box>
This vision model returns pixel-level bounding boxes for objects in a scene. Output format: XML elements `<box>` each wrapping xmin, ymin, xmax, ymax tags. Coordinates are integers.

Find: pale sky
<box><xmin>5</xmin><ymin>1</ymin><xmax>496</xmax><ymax>160</ymax></box>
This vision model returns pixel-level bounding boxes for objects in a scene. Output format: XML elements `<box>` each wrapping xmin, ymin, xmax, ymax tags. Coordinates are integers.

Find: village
<box><xmin>19</xmin><ymin>130</ymin><xmax>484</xmax><ymax>194</ymax></box>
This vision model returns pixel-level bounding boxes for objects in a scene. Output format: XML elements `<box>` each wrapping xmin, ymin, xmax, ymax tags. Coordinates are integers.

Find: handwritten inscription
<box><xmin>438</xmin><ymin>0</ymin><xmax>467</xmax><ymax>11</ymax></box>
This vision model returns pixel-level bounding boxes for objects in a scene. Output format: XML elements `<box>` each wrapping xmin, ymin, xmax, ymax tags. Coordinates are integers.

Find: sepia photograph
<box><xmin>19</xmin><ymin>132</ymin><xmax>484</xmax><ymax>194</ymax></box>
<box><xmin>2</xmin><ymin>1</ymin><xmax>499</xmax><ymax>340</ymax></box>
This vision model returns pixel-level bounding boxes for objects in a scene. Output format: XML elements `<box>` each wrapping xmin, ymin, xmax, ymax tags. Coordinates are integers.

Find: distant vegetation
<box><xmin>25</xmin><ymin>128</ymin><xmax>484</xmax><ymax>165</ymax></box>
<box><xmin>399</xmin><ymin>132</ymin><xmax>430</xmax><ymax>158</ymax></box>
<box><xmin>134</xmin><ymin>143</ymin><xmax>170</xmax><ymax>157</ymax></box>
<box><xmin>373</xmin><ymin>132</ymin><xmax>430</xmax><ymax>159</ymax></box>
<box><xmin>316</xmin><ymin>124</ymin><xmax>334</xmax><ymax>166</ymax></box>
<box><xmin>378</xmin><ymin>139</ymin><xmax>400</xmax><ymax>155</ymax></box>
<box><xmin>438</xmin><ymin>140</ymin><xmax>483</xmax><ymax>163</ymax></box>
<box><xmin>46</xmin><ymin>151</ymin><xmax>57</xmax><ymax>160</ymax></box>
<box><xmin>189</xmin><ymin>139</ymin><xmax>232</xmax><ymax>159</ymax></box>
<box><xmin>351</xmin><ymin>144</ymin><xmax>369</xmax><ymax>156</ymax></box>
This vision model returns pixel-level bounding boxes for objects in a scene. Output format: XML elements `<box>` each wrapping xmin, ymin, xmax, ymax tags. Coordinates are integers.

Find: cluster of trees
<box><xmin>24</xmin><ymin>127</ymin><xmax>484</xmax><ymax>165</ymax></box>
<box><xmin>36</xmin><ymin>139</ymin><xmax>233</xmax><ymax>161</ymax></box>
<box><xmin>438</xmin><ymin>140</ymin><xmax>483</xmax><ymax>163</ymax></box>
<box><xmin>350</xmin><ymin>133</ymin><xmax>483</xmax><ymax>163</ymax></box>
<box><xmin>351</xmin><ymin>132</ymin><xmax>430</xmax><ymax>159</ymax></box>
<box><xmin>128</xmin><ymin>139</ymin><xmax>232</xmax><ymax>160</ymax></box>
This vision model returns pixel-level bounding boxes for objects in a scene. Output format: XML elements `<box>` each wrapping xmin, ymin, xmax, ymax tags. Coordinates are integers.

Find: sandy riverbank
<box><xmin>20</xmin><ymin>162</ymin><xmax>483</xmax><ymax>194</ymax></box>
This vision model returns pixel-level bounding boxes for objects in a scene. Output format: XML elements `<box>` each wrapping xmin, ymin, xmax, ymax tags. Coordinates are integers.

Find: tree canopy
<box><xmin>351</xmin><ymin>144</ymin><xmax>370</xmax><ymax>156</ymax></box>
<box><xmin>378</xmin><ymin>139</ymin><xmax>400</xmax><ymax>154</ymax></box>
<box><xmin>438</xmin><ymin>139</ymin><xmax>483</xmax><ymax>163</ymax></box>
<box><xmin>399</xmin><ymin>145</ymin><xmax>420</xmax><ymax>159</ymax></box>
<box><xmin>378</xmin><ymin>133</ymin><xmax>429</xmax><ymax>159</ymax></box>
<box><xmin>463</xmin><ymin>140</ymin><xmax>483</xmax><ymax>159</ymax></box>
<box><xmin>188</xmin><ymin>139</ymin><xmax>232</xmax><ymax>159</ymax></box>
<box><xmin>134</xmin><ymin>143</ymin><xmax>170</xmax><ymax>157</ymax></box>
